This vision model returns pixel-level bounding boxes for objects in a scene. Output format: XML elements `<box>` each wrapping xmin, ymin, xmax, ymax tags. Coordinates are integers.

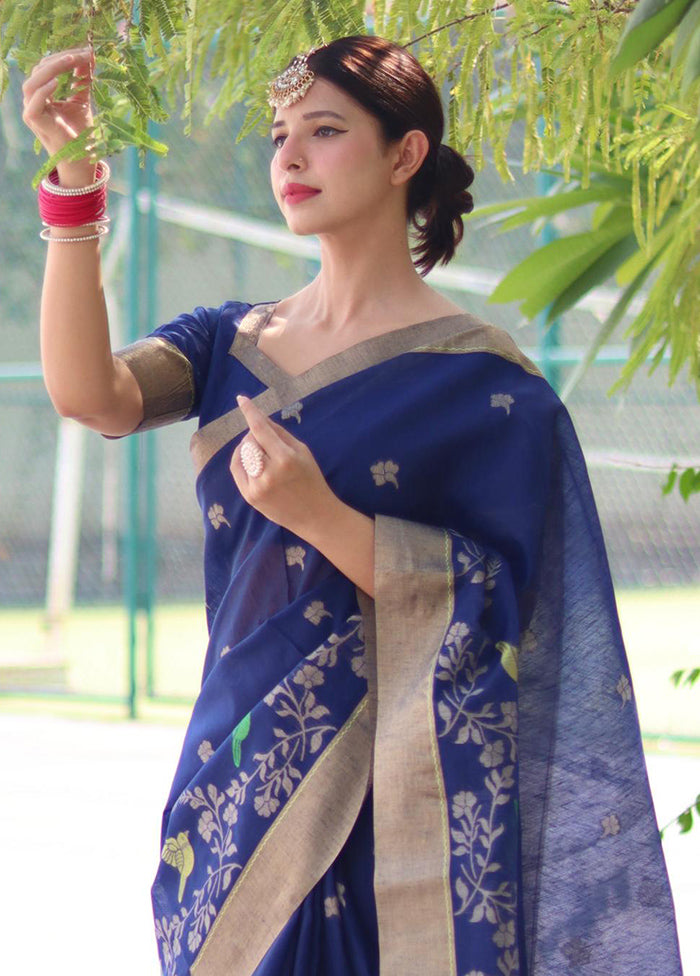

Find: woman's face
<box><xmin>269</xmin><ymin>78</ymin><xmax>405</xmax><ymax>237</ymax></box>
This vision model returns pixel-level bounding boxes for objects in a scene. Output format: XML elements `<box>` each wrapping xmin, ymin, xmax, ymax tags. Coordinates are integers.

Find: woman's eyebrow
<box><xmin>270</xmin><ymin>110</ymin><xmax>348</xmax><ymax>132</ymax></box>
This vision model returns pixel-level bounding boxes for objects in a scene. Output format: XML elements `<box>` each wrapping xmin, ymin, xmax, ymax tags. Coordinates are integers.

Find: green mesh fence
<box><xmin>1</xmin><ymin>61</ymin><xmax>698</xmax><ymax>710</ymax></box>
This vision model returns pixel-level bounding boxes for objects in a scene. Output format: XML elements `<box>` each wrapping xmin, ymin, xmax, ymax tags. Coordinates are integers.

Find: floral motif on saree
<box><xmin>113</xmin><ymin>300</ymin><xmax>681</xmax><ymax>976</ymax></box>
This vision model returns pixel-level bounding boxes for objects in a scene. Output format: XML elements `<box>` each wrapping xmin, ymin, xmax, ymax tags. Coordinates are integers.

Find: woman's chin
<box><xmin>284</xmin><ymin>214</ymin><xmax>328</xmax><ymax>237</ymax></box>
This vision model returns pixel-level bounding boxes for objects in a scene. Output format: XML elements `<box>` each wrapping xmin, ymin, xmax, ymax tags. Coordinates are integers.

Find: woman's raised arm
<box><xmin>22</xmin><ymin>46</ymin><xmax>143</xmax><ymax>436</ymax></box>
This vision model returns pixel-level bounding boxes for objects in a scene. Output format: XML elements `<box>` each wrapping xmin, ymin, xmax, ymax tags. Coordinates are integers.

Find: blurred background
<box><xmin>1</xmin><ymin>56</ymin><xmax>698</xmax><ymax>975</ymax></box>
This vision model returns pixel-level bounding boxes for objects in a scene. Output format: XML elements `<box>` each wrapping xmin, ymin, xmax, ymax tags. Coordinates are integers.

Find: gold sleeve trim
<box><xmin>114</xmin><ymin>336</ymin><xmax>195</xmax><ymax>433</ymax></box>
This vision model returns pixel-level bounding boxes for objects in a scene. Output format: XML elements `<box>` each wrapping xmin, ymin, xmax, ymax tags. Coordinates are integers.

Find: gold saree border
<box><xmin>192</xmin><ymin>696</ymin><xmax>372</xmax><ymax>976</ymax></box>
<box><xmin>371</xmin><ymin>513</ymin><xmax>457</xmax><ymax>976</ymax></box>
<box><xmin>190</xmin><ymin>308</ymin><xmax>542</xmax><ymax>476</ymax></box>
<box><xmin>113</xmin><ymin>336</ymin><xmax>195</xmax><ymax>433</ymax></box>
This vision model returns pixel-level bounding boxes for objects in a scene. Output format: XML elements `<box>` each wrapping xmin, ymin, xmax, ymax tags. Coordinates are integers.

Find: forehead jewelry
<box><xmin>267</xmin><ymin>48</ymin><xmax>319</xmax><ymax>108</ymax></box>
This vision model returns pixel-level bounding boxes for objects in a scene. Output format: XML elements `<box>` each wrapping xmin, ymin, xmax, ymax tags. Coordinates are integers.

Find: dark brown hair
<box><xmin>303</xmin><ymin>35</ymin><xmax>475</xmax><ymax>276</ymax></box>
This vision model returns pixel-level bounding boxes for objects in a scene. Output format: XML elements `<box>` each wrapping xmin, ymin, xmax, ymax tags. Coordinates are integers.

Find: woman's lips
<box><xmin>284</xmin><ymin>189</ymin><xmax>321</xmax><ymax>204</ymax></box>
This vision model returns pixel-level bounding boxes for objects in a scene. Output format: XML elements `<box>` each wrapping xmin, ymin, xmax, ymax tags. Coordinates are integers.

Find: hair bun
<box><xmin>435</xmin><ymin>143</ymin><xmax>475</xmax><ymax>216</ymax></box>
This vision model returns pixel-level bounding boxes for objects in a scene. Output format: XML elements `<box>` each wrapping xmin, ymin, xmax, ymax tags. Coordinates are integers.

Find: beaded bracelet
<box><xmin>39</xmin><ymin>223</ymin><xmax>110</xmax><ymax>243</ymax></box>
<box><xmin>41</xmin><ymin>160</ymin><xmax>110</xmax><ymax>196</ymax></box>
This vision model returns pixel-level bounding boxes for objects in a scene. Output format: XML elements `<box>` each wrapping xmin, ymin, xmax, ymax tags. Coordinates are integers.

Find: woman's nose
<box><xmin>276</xmin><ymin>136</ymin><xmax>304</xmax><ymax>171</ymax></box>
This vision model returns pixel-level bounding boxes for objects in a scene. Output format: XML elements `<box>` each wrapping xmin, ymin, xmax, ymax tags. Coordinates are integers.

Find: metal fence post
<box><xmin>144</xmin><ymin>134</ymin><xmax>159</xmax><ymax>699</ymax></box>
<box><xmin>125</xmin><ymin>145</ymin><xmax>143</xmax><ymax>719</ymax></box>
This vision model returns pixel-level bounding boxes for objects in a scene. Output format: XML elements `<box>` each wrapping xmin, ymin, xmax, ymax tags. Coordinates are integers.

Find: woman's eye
<box><xmin>271</xmin><ymin>126</ymin><xmax>340</xmax><ymax>149</ymax></box>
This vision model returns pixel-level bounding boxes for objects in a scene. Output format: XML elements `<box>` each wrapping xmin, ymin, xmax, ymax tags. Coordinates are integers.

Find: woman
<box><xmin>22</xmin><ymin>34</ymin><xmax>680</xmax><ymax>976</ymax></box>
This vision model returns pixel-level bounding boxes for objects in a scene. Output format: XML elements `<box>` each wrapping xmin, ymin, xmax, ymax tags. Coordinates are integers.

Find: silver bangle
<box><xmin>40</xmin><ymin>160</ymin><xmax>111</xmax><ymax>197</ymax></box>
<box><xmin>41</xmin><ymin>216</ymin><xmax>111</xmax><ymax>230</ymax></box>
<box><xmin>40</xmin><ymin>223</ymin><xmax>110</xmax><ymax>243</ymax></box>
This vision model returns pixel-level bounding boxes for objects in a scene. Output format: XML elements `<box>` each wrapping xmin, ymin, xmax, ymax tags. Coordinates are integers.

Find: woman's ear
<box><xmin>390</xmin><ymin>130</ymin><xmax>430</xmax><ymax>187</ymax></box>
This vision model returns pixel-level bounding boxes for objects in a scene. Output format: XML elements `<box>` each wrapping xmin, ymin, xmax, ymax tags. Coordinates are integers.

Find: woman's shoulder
<box><xmin>421</xmin><ymin>307</ymin><xmax>543</xmax><ymax>382</ymax></box>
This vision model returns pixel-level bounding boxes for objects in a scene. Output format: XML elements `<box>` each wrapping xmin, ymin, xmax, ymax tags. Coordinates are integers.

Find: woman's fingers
<box><xmin>236</xmin><ymin>395</ymin><xmax>298</xmax><ymax>455</ymax></box>
<box><xmin>21</xmin><ymin>47</ymin><xmax>96</xmax><ymax>157</ymax></box>
<box><xmin>22</xmin><ymin>48</ymin><xmax>93</xmax><ymax>103</ymax></box>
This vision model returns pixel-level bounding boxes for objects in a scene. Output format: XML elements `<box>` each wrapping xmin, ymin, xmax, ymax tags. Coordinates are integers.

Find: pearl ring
<box><xmin>241</xmin><ymin>438</ymin><xmax>265</xmax><ymax>478</ymax></box>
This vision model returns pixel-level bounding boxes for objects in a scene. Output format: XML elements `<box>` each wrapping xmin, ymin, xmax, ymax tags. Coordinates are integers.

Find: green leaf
<box><xmin>681</xmin><ymin>9</ymin><xmax>700</xmax><ymax>90</ymax></box>
<box><xmin>671</xmin><ymin>667</ymin><xmax>700</xmax><ymax>686</ymax></box>
<box><xmin>489</xmin><ymin>224</ymin><xmax>632</xmax><ymax>319</ymax></box>
<box><xmin>231</xmin><ymin>712</ymin><xmax>251</xmax><ymax>768</ymax></box>
<box><xmin>494</xmin><ymin>184</ymin><xmax>625</xmax><ymax>234</ymax></box>
<box><xmin>679</xmin><ymin>466</ymin><xmax>700</xmax><ymax>500</ymax></box>
<box><xmin>30</xmin><ymin>128</ymin><xmax>97</xmax><ymax>190</ymax></box>
<box><xmin>671</xmin><ymin>0</ymin><xmax>700</xmax><ymax>66</ymax></box>
<box><xmin>611</xmin><ymin>0</ymin><xmax>694</xmax><ymax>76</ymax></box>
<box><xmin>678</xmin><ymin>809</ymin><xmax>694</xmax><ymax>833</ymax></box>
<box><xmin>547</xmin><ymin>232</ymin><xmax>640</xmax><ymax>323</ymax></box>
<box><xmin>615</xmin><ymin>210</ymin><xmax>678</xmax><ymax>285</ymax></box>
<box><xmin>662</xmin><ymin>465</ymin><xmax>679</xmax><ymax>495</ymax></box>
<box><xmin>465</xmin><ymin>180</ymin><xmax>620</xmax><ymax>231</ymax></box>
<box><xmin>103</xmin><ymin>116</ymin><xmax>169</xmax><ymax>155</ymax></box>
<box><xmin>559</xmin><ymin>257</ymin><xmax>657</xmax><ymax>401</ymax></box>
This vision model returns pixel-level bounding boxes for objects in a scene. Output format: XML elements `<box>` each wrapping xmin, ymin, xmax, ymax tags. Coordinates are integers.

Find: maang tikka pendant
<box><xmin>267</xmin><ymin>49</ymin><xmax>319</xmax><ymax>109</ymax></box>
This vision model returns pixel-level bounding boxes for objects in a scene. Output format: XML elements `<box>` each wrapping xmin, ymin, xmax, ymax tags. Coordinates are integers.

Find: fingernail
<box><xmin>236</xmin><ymin>395</ymin><xmax>249</xmax><ymax>405</ymax></box>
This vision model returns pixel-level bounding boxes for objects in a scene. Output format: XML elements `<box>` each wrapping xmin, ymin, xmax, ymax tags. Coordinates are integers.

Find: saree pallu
<box><xmin>115</xmin><ymin>301</ymin><xmax>682</xmax><ymax>976</ymax></box>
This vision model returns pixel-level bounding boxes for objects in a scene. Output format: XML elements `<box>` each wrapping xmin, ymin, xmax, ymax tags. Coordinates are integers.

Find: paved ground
<box><xmin>2</xmin><ymin>713</ymin><xmax>698</xmax><ymax>975</ymax></box>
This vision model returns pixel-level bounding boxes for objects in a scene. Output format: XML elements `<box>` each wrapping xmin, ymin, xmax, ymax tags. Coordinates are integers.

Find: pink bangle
<box><xmin>38</xmin><ymin>160</ymin><xmax>110</xmax><ymax>228</ymax></box>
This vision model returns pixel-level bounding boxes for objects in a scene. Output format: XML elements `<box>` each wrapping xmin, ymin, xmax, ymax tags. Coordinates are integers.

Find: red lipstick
<box><xmin>283</xmin><ymin>182</ymin><xmax>321</xmax><ymax>204</ymax></box>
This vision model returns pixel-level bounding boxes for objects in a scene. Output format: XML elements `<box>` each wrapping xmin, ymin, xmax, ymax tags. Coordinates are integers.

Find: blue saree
<box><xmin>115</xmin><ymin>300</ymin><xmax>682</xmax><ymax>976</ymax></box>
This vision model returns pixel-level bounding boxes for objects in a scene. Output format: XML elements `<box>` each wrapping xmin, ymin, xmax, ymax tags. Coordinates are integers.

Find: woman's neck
<box><xmin>292</xmin><ymin>217</ymin><xmax>447</xmax><ymax>334</ymax></box>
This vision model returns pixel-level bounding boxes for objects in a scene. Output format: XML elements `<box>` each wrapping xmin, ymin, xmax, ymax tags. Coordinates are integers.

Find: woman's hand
<box><xmin>231</xmin><ymin>395</ymin><xmax>339</xmax><ymax>537</ymax></box>
<box><xmin>22</xmin><ymin>46</ymin><xmax>97</xmax><ymax>182</ymax></box>
<box><xmin>231</xmin><ymin>395</ymin><xmax>376</xmax><ymax>595</ymax></box>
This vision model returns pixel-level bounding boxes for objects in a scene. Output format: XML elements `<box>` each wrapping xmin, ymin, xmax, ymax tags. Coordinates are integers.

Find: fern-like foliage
<box><xmin>2</xmin><ymin>1</ymin><xmax>700</xmax><ymax>393</ymax></box>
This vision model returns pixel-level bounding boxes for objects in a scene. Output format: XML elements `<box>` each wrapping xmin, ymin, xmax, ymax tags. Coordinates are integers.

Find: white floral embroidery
<box><xmin>452</xmin><ymin>791</ymin><xmax>478</xmax><ymax>820</ymax></box>
<box><xmin>220</xmin><ymin>644</ymin><xmax>232</xmax><ymax>658</ymax></box>
<box><xmin>254</xmin><ymin>794</ymin><xmax>280</xmax><ymax>818</ymax></box>
<box><xmin>281</xmin><ymin>400</ymin><xmax>303</xmax><ymax>423</ymax></box>
<box><xmin>207</xmin><ymin>503</ymin><xmax>231</xmax><ymax>530</ymax></box>
<box><xmin>197</xmin><ymin>740</ymin><xmax>214</xmax><ymax>764</ymax></box>
<box><xmin>157</xmin><ymin>615</ymin><xmax>367</xmax><ymax>975</ymax></box>
<box><xmin>500</xmin><ymin>702</ymin><xmax>518</xmax><ymax>732</ymax></box>
<box><xmin>493</xmin><ymin>920</ymin><xmax>516</xmax><ymax>948</ymax></box>
<box><xmin>497</xmin><ymin>948</ymin><xmax>519</xmax><ymax>976</ymax></box>
<box><xmin>450</xmin><ymin>765</ymin><xmax>517</xmax><ymax>925</ymax></box>
<box><xmin>293</xmin><ymin>664</ymin><xmax>324</xmax><ymax>690</ymax></box>
<box><xmin>479</xmin><ymin>740</ymin><xmax>505</xmax><ymax>768</ymax></box>
<box><xmin>490</xmin><ymin>393</ymin><xmax>514</xmax><ymax>415</ymax></box>
<box><xmin>303</xmin><ymin>600</ymin><xmax>332</xmax><ymax>625</ymax></box>
<box><xmin>446</xmin><ymin>622</ymin><xmax>470</xmax><ymax>644</ymax></box>
<box><xmin>455</xmin><ymin>541</ymin><xmax>501</xmax><ymax>591</ymax></box>
<box><xmin>370</xmin><ymin>459</ymin><xmax>399</xmax><ymax>489</ymax></box>
<box><xmin>601</xmin><ymin>813</ymin><xmax>621</xmax><ymax>837</ymax></box>
<box><xmin>198</xmin><ymin>810</ymin><xmax>216</xmax><ymax>842</ymax></box>
<box><xmin>324</xmin><ymin>881</ymin><xmax>347</xmax><ymax>918</ymax></box>
<box><xmin>285</xmin><ymin>545</ymin><xmax>306</xmax><ymax>570</ymax></box>
<box><xmin>616</xmin><ymin>674</ymin><xmax>632</xmax><ymax>706</ymax></box>
<box><xmin>324</xmin><ymin>896</ymin><xmax>340</xmax><ymax>917</ymax></box>
<box><xmin>351</xmin><ymin>653</ymin><xmax>367</xmax><ymax>679</ymax></box>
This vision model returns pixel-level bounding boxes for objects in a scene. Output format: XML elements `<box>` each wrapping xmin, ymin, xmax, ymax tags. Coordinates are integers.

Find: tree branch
<box><xmin>405</xmin><ymin>3</ymin><xmax>511</xmax><ymax>48</ymax></box>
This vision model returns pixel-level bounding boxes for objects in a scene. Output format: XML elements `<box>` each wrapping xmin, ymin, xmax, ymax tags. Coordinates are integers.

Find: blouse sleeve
<box><xmin>112</xmin><ymin>304</ymin><xmax>223</xmax><ymax>433</ymax></box>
